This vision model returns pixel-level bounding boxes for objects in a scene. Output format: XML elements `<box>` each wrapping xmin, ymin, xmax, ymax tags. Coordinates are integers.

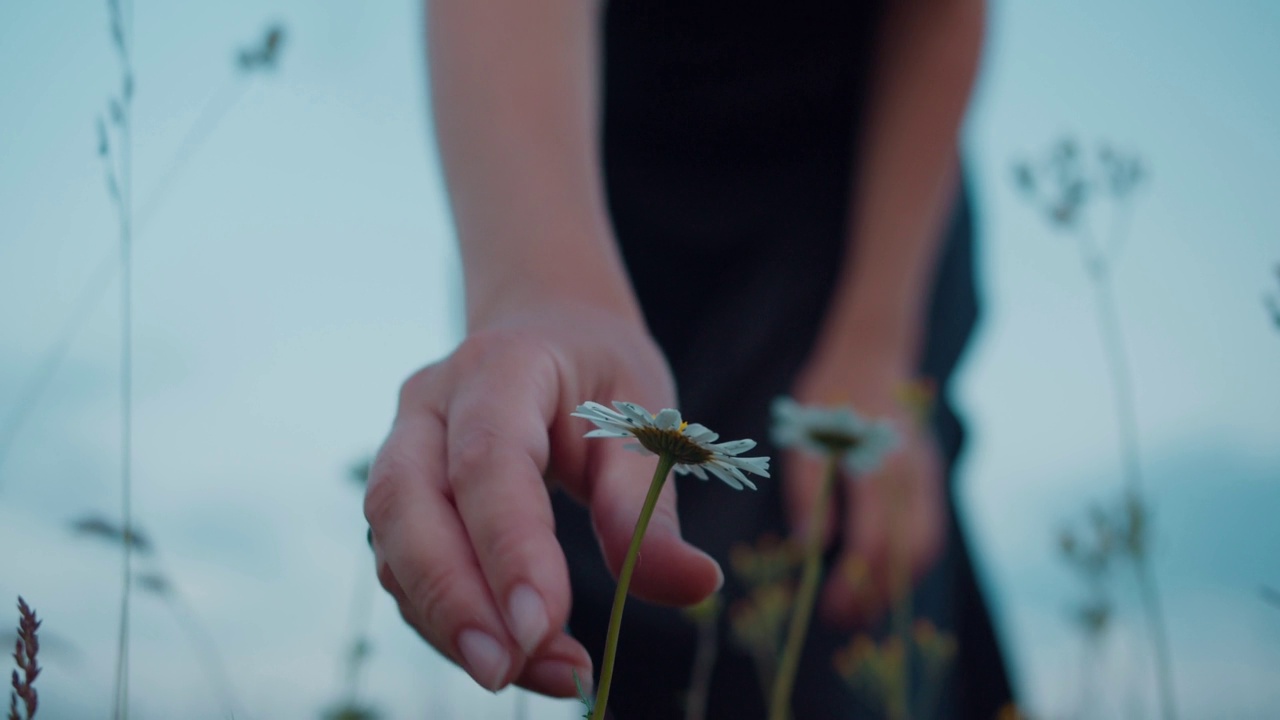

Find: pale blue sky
<box><xmin>1</xmin><ymin>2</ymin><xmax>1278</xmax><ymax>718</ymax></box>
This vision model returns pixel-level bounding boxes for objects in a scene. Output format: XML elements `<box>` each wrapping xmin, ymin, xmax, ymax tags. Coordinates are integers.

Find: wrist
<box><xmin>810</xmin><ymin>301</ymin><xmax>919</xmax><ymax>380</ymax></box>
<box><xmin>462</xmin><ymin>237</ymin><xmax>646</xmax><ymax>334</ymax></box>
<box><xmin>465</xmin><ymin>278</ymin><xmax>646</xmax><ymax>338</ymax></box>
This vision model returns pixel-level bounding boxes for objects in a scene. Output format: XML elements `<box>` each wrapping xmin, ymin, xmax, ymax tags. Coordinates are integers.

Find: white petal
<box><xmin>574</xmin><ymin>412</ymin><xmax>634</xmax><ymax>435</ymax></box>
<box><xmin>574</xmin><ymin>401</ymin><xmax>622</xmax><ymax>420</ymax></box>
<box><xmin>726</xmin><ymin>466</ymin><xmax>758</xmax><ymax>491</ymax></box>
<box><xmin>682</xmin><ymin>423</ymin><xmax>719</xmax><ymax>443</ymax></box>
<box><xmin>710</xmin><ymin>438</ymin><xmax>756</xmax><ymax>456</ymax></box>
<box><xmin>593</xmin><ymin>416</ymin><xmax>637</xmax><ymax>431</ymax></box>
<box><xmin>723</xmin><ymin>454</ymin><xmax>771</xmax><ymax>478</ymax></box>
<box><xmin>572</xmin><ymin>405</ymin><xmax>631</xmax><ymax>429</ymax></box>
<box><xmin>572</xmin><ymin>401</ymin><xmax>606</xmax><ymax>416</ymax></box>
<box><xmin>613</xmin><ymin>401</ymin><xmax>654</xmax><ymax>426</ymax></box>
<box><xmin>584</xmin><ymin>428</ymin><xmax>633</xmax><ymax>439</ymax></box>
<box><xmin>719</xmin><ymin>462</ymin><xmax>759</xmax><ymax>491</ymax></box>
<box><xmin>653</xmin><ymin>408</ymin><xmax>682</xmax><ymax>431</ymax></box>
<box><xmin>771</xmin><ymin>396</ymin><xmax>800</xmax><ymax>419</ymax></box>
<box><xmin>703</xmin><ymin>462</ymin><xmax>744</xmax><ymax>490</ymax></box>
<box><xmin>687</xmin><ymin>464</ymin><xmax>709</xmax><ymax>480</ymax></box>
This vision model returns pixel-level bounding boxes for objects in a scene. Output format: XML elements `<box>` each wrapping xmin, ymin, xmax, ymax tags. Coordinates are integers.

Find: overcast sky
<box><xmin>2</xmin><ymin>2</ymin><xmax>1278</xmax><ymax>718</ymax></box>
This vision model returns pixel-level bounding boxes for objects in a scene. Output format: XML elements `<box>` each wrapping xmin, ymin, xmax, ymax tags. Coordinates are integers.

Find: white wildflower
<box><xmin>770</xmin><ymin>397</ymin><xmax>898</xmax><ymax>474</ymax></box>
<box><xmin>572</xmin><ymin>401</ymin><xmax>770</xmax><ymax>490</ymax></box>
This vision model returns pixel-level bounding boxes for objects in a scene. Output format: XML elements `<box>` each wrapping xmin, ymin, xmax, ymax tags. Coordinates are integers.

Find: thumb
<box><xmin>587</xmin><ymin>439</ymin><xmax>723</xmax><ymax>607</ymax></box>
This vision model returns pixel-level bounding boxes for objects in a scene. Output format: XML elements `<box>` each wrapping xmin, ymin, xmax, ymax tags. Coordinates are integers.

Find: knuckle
<box><xmin>363</xmin><ymin>451</ymin><xmax>408</xmax><ymax>527</ymax></box>
<box><xmin>454</xmin><ymin>330</ymin><xmax>559</xmax><ymax>380</ymax></box>
<box><xmin>398</xmin><ymin>365</ymin><xmax>441</xmax><ymax>410</ymax></box>
<box><xmin>447</xmin><ymin>426</ymin><xmax>503</xmax><ymax>489</ymax></box>
<box><xmin>395</xmin><ymin>598</ymin><xmax>439</xmax><ymax>650</ymax></box>
<box><xmin>377</xmin><ymin>560</ymin><xmax>406</xmax><ymax>600</ymax></box>
<box><xmin>451</xmin><ymin>330</ymin><xmax>511</xmax><ymax>369</ymax></box>
<box><xmin>484</xmin><ymin>517</ymin><xmax>544</xmax><ymax>576</ymax></box>
<box><xmin>402</xmin><ymin>562</ymin><xmax>465</xmax><ymax>636</ymax></box>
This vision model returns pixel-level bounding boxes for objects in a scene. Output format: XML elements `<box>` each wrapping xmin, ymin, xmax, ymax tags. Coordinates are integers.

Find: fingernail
<box><xmin>507</xmin><ymin>584</ymin><xmax>549</xmax><ymax>655</ymax></box>
<box><xmin>458</xmin><ymin>629</ymin><xmax>510</xmax><ymax>692</ymax></box>
<box><xmin>710</xmin><ymin>556</ymin><xmax>724</xmax><ymax>592</ymax></box>
<box><xmin>526</xmin><ymin>659</ymin><xmax>592</xmax><ymax>697</ymax></box>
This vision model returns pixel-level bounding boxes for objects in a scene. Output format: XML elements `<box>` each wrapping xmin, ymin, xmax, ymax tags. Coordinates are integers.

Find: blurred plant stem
<box><xmin>682</xmin><ymin>594</ymin><xmax>721</xmax><ymax>720</ymax></box>
<box><xmin>135</xmin><ymin>572</ymin><xmax>244</xmax><ymax>719</ymax></box>
<box><xmin>1266</xmin><ymin>265</ymin><xmax>1280</xmax><ymax>330</ymax></box>
<box><xmin>323</xmin><ymin>458</ymin><xmax>382</xmax><ymax>720</ymax></box>
<box><xmin>67</xmin><ymin>516</ymin><xmax>244</xmax><ymax>718</ymax></box>
<box><xmin>1081</xmin><ymin>221</ymin><xmax>1178</xmax><ymax>720</ymax></box>
<box><xmin>0</xmin><ymin>22</ymin><xmax>287</xmax><ymax>491</ymax></box>
<box><xmin>1014</xmin><ymin>139</ymin><xmax>1177</xmax><ymax>720</ymax></box>
<box><xmin>98</xmin><ymin>1</ymin><xmax>137</xmax><ymax>717</ymax></box>
<box><xmin>338</xmin><ymin>551</ymin><xmax>377</xmax><ymax>711</ymax></box>
<box><xmin>769</xmin><ymin>455</ymin><xmax>838</xmax><ymax>720</ymax></box>
<box><xmin>886</xmin><ymin>467</ymin><xmax>911</xmax><ymax>720</ymax></box>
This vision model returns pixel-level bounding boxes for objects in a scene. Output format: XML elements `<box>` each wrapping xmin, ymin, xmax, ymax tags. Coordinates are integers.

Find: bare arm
<box><xmin>816</xmin><ymin>0</ymin><xmax>986</xmax><ymax>372</ymax></box>
<box><xmin>428</xmin><ymin>0</ymin><xmax>640</xmax><ymax>328</ymax></box>
<box><xmin>786</xmin><ymin>0</ymin><xmax>987</xmax><ymax>624</ymax></box>
<box><xmin>365</xmin><ymin>0</ymin><xmax>720</xmax><ymax>698</ymax></box>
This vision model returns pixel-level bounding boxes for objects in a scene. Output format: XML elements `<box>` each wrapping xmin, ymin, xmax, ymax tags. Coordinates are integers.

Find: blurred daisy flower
<box><xmin>572</xmin><ymin>401</ymin><xmax>769</xmax><ymax>490</ymax></box>
<box><xmin>770</xmin><ymin>397</ymin><xmax>898</xmax><ymax>474</ymax></box>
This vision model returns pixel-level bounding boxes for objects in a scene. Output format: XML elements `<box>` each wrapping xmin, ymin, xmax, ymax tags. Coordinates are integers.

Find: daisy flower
<box><xmin>767</xmin><ymin>396</ymin><xmax>898</xmax><ymax>720</ymax></box>
<box><xmin>572</xmin><ymin>401</ymin><xmax>770</xmax><ymax>490</ymax></box>
<box><xmin>770</xmin><ymin>397</ymin><xmax>898</xmax><ymax>474</ymax></box>
<box><xmin>571</xmin><ymin>400</ymin><xmax>769</xmax><ymax>720</ymax></box>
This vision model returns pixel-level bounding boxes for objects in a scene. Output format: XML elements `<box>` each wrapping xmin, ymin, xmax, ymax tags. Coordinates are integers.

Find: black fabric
<box><xmin>551</xmin><ymin>2</ymin><xmax>1013</xmax><ymax>717</ymax></box>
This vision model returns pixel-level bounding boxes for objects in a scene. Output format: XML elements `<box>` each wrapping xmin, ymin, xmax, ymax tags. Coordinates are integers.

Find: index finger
<box><xmin>444</xmin><ymin>348</ymin><xmax>575</xmax><ymax>658</ymax></box>
<box><xmin>365</xmin><ymin>404</ymin><xmax>529</xmax><ymax>691</ymax></box>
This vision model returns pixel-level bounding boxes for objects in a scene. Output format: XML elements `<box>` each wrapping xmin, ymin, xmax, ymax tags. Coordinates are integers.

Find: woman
<box><xmin>366</xmin><ymin>1</ymin><xmax>1011</xmax><ymax>716</ymax></box>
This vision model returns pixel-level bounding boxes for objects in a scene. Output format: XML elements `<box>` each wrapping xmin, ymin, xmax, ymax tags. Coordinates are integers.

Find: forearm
<box><xmin>815</xmin><ymin>0</ymin><xmax>985</xmax><ymax>373</ymax></box>
<box><xmin>426</xmin><ymin>0</ymin><xmax>641</xmax><ymax>329</ymax></box>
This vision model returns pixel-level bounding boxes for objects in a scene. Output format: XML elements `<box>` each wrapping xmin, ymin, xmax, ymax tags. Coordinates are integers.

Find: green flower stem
<box><xmin>683</xmin><ymin>598</ymin><xmax>721</xmax><ymax>720</ymax></box>
<box><xmin>887</xmin><ymin>468</ymin><xmax>911</xmax><ymax>720</ymax></box>
<box><xmin>592</xmin><ymin>452</ymin><xmax>677</xmax><ymax>720</ymax></box>
<box><xmin>769</xmin><ymin>454</ymin><xmax>840</xmax><ymax>720</ymax></box>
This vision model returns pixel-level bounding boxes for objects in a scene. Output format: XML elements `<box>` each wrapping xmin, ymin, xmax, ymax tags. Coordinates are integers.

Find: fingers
<box><xmin>445</xmin><ymin>350</ymin><xmax>574</xmax><ymax>659</ymax></box>
<box><xmin>383</xmin><ymin>571</ymin><xmax>590</xmax><ymax>698</ymax></box>
<box><xmin>586</xmin><ymin>435</ymin><xmax>723</xmax><ymax>607</ymax></box>
<box><xmin>820</xmin><ymin>438</ymin><xmax>948</xmax><ymax>627</ymax></box>
<box><xmin>514</xmin><ymin>632</ymin><xmax>595</xmax><ymax>697</ymax></box>
<box><xmin>367</xmin><ymin>404</ymin><xmax>548</xmax><ymax>692</ymax></box>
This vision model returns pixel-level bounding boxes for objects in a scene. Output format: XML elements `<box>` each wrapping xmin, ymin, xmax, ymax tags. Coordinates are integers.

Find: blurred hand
<box><xmin>784</xmin><ymin>353</ymin><xmax>947</xmax><ymax>628</ymax></box>
<box><xmin>364</xmin><ymin>303</ymin><xmax>722</xmax><ymax>697</ymax></box>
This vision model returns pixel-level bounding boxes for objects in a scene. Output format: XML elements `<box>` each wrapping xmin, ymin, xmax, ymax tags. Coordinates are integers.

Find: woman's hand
<box><xmin>783</xmin><ymin>349</ymin><xmax>947</xmax><ymax>628</ymax></box>
<box><xmin>364</xmin><ymin>303</ymin><xmax>722</xmax><ymax>697</ymax></box>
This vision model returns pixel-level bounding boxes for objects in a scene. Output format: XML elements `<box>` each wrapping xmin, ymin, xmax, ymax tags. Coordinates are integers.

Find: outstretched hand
<box><xmin>364</xmin><ymin>304</ymin><xmax>722</xmax><ymax>696</ymax></box>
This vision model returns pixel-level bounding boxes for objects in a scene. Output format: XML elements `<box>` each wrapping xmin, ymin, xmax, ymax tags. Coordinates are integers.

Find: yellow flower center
<box><xmin>807</xmin><ymin>430</ymin><xmax>863</xmax><ymax>453</ymax></box>
<box><xmin>632</xmin><ymin>426</ymin><xmax>712</xmax><ymax>465</ymax></box>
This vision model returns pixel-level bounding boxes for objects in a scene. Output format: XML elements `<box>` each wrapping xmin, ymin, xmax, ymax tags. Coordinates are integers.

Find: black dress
<box><xmin>552</xmin><ymin>2</ymin><xmax>1013</xmax><ymax>717</ymax></box>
